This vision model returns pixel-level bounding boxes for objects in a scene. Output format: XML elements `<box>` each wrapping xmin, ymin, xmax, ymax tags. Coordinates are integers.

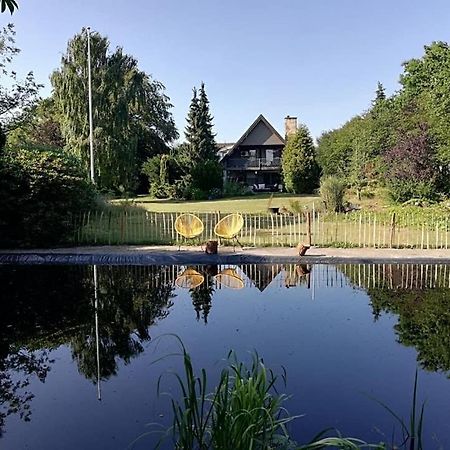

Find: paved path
<box><xmin>1</xmin><ymin>246</ymin><xmax>450</xmax><ymax>265</ymax></box>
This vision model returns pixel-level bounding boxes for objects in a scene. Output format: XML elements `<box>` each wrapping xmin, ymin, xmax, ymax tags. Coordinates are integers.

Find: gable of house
<box><xmin>238</xmin><ymin>118</ymin><xmax>285</xmax><ymax>147</ymax></box>
<box><xmin>223</xmin><ymin>115</ymin><xmax>284</xmax><ymax>161</ymax></box>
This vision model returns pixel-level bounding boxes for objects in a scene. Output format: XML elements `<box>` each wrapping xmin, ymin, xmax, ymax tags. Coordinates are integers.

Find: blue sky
<box><xmin>3</xmin><ymin>0</ymin><xmax>450</xmax><ymax>142</ymax></box>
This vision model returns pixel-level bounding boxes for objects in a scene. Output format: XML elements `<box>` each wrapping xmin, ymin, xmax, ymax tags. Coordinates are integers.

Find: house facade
<box><xmin>218</xmin><ymin>114</ymin><xmax>297</xmax><ymax>190</ymax></box>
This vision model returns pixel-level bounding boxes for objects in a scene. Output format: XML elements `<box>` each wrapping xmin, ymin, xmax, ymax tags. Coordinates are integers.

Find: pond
<box><xmin>0</xmin><ymin>263</ymin><xmax>449</xmax><ymax>449</ymax></box>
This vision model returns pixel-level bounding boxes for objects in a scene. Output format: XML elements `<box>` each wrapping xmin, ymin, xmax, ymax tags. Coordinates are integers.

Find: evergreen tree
<box><xmin>184</xmin><ymin>83</ymin><xmax>217</xmax><ymax>162</ymax></box>
<box><xmin>281</xmin><ymin>124</ymin><xmax>319</xmax><ymax>194</ymax></box>
<box><xmin>197</xmin><ymin>81</ymin><xmax>217</xmax><ymax>160</ymax></box>
<box><xmin>183</xmin><ymin>83</ymin><xmax>222</xmax><ymax>197</ymax></box>
<box><xmin>184</xmin><ymin>87</ymin><xmax>201</xmax><ymax>163</ymax></box>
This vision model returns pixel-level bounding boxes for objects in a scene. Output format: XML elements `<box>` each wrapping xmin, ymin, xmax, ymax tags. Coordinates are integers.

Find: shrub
<box><xmin>222</xmin><ymin>181</ymin><xmax>252</xmax><ymax>198</ymax></box>
<box><xmin>388</xmin><ymin>180</ymin><xmax>436</xmax><ymax>204</ymax></box>
<box><xmin>141</xmin><ymin>155</ymin><xmax>161</xmax><ymax>186</ymax></box>
<box><xmin>190</xmin><ymin>159</ymin><xmax>223</xmax><ymax>193</ymax></box>
<box><xmin>149</xmin><ymin>182</ymin><xmax>175</xmax><ymax>199</ymax></box>
<box><xmin>320</xmin><ymin>176</ymin><xmax>347</xmax><ymax>212</ymax></box>
<box><xmin>0</xmin><ymin>147</ymin><xmax>96</xmax><ymax>247</ymax></box>
<box><xmin>189</xmin><ymin>187</ymin><xmax>208</xmax><ymax>201</ymax></box>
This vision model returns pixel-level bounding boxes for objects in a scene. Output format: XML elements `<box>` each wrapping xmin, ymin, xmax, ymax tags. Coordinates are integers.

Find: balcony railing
<box><xmin>225</xmin><ymin>157</ymin><xmax>281</xmax><ymax>170</ymax></box>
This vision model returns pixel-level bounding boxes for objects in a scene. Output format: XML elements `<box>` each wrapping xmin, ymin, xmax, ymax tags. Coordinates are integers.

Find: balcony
<box><xmin>225</xmin><ymin>157</ymin><xmax>281</xmax><ymax>170</ymax></box>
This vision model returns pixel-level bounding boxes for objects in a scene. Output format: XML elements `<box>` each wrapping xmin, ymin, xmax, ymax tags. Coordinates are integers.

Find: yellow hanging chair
<box><xmin>175</xmin><ymin>268</ymin><xmax>204</xmax><ymax>289</ymax></box>
<box><xmin>214</xmin><ymin>213</ymin><xmax>244</xmax><ymax>250</ymax></box>
<box><xmin>214</xmin><ymin>268</ymin><xmax>244</xmax><ymax>289</ymax></box>
<box><xmin>174</xmin><ymin>213</ymin><xmax>204</xmax><ymax>249</ymax></box>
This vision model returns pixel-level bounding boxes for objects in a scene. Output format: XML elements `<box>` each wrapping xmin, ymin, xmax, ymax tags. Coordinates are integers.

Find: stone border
<box><xmin>1</xmin><ymin>250</ymin><xmax>450</xmax><ymax>266</ymax></box>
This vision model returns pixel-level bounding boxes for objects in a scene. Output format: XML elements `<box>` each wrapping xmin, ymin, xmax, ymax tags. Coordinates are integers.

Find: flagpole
<box><xmin>87</xmin><ymin>26</ymin><xmax>95</xmax><ymax>184</ymax></box>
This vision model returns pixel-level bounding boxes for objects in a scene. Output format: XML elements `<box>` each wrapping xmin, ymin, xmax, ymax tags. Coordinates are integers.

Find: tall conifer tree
<box><xmin>184</xmin><ymin>83</ymin><xmax>217</xmax><ymax>163</ymax></box>
<box><xmin>184</xmin><ymin>87</ymin><xmax>201</xmax><ymax>162</ymax></box>
<box><xmin>183</xmin><ymin>82</ymin><xmax>222</xmax><ymax>196</ymax></box>
<box><xmin>197</xmin><ymin>82</ymin><xmax>217</xmax><ymax>160</ymax></box>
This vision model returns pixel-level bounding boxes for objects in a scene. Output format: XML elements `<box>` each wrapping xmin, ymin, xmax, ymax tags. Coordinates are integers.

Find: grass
<box><xmin>116</xmin><ymin>193</ymin><xmax>320</xmax><ymax>213</ymax></box>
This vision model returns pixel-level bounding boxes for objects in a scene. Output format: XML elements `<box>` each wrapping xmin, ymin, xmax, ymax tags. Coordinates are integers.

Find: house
<box><xmin>218</xmin><ymin>114</ymin><xmax>297</xmax><ymax>191</ymax></box>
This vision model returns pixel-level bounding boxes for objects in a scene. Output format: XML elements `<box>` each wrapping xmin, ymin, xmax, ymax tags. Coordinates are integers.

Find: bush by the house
<box><xmin>187</xmin><ymin>159</ymin><xmax>223</xmax><ymax>200</ymax></box>
<box><xmin>223</xmin><ymin>181</ymin><xmax>253</xmax><ymax>197</ymax></box>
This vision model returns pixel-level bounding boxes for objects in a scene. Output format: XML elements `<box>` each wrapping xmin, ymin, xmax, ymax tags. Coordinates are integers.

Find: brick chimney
<box><xmin>284</xmin><ymin>116</ymin><xmax>297</xmax><ymax>137</ymax></box>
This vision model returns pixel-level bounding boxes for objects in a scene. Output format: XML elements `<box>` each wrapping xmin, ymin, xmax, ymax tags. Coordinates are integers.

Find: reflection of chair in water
<box><xmin>174</xmin><ymin>214</ymin><xmax>204</xmax><ymax>249</ymax></box>
<box><xmin>175</xmin><ymin>268</ymin><xmax>204</xmax><ymax>289</ymax></box>
<box><xmin>214</xmin><ymin>213</ymin><xmax>244</xmax><ymax>250</ymax></box>
<box><xmin>214</xmin><ymin>268</ymin><xmax>244</xmax><ymax>289</ymax></box>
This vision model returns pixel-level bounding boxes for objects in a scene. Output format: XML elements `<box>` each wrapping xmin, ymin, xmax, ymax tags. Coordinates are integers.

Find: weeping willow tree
<box><xmin>51</xmin><ymin>29</ymin><xmax>178</xmax><ymax>192</ymax></box>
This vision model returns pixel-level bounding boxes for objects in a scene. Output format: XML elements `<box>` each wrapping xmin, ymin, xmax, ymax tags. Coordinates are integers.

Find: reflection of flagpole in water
<box><xmin>93</xmin><ymin>265</ymin><xmax>102</xmax><ymax>401</ymax></box>
<box><xmin>311</xmin><ymin>265</ymin><xmax>315</xmax><ymax>301</ymax></box>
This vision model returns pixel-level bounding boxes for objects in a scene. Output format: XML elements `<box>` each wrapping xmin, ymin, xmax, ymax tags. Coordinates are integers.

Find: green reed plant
<box><xmin>151</xmin><ymin>336</ymin><xmax>379</xmax><ymax>450</ymax></box>
<box><xmin>371</xmin><ymin>370</ymin><xmax>425</xmax><ymax>450</ymax></box>
<box><xmin>210</xmin><ymin>351</ymin><xmax>297</xmax><ymax>449</ymax></box>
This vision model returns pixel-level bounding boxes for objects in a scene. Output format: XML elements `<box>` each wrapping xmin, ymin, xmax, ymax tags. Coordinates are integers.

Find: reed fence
<box><xmin>72</xmin><ymin>210</ymin><xmax>450</xmax><ymax>249</ymax></box>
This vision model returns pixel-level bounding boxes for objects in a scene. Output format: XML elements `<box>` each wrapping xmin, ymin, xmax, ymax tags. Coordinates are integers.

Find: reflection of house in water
<box><xmin>144</xmin><ymin>264</ymin><xmax>450</xmax><ymax>292</ymax></box>
<box><xmin>240</xmin><ymin>264</ymin><xmax>282</xmax><ymax>291</ymax></box>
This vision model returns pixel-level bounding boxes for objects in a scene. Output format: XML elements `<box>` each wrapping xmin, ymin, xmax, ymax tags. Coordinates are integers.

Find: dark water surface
<box><xmin>0</xmin><ymin>263</ymin><xmax>449</xmax><ymax>449</ymax></box>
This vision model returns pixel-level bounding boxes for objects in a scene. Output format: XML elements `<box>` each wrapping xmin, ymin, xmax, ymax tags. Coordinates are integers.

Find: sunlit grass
<box><xmin>115</xmin><ymin>193</ymin><xmax>320</xmax><ymax>213</ymax></box>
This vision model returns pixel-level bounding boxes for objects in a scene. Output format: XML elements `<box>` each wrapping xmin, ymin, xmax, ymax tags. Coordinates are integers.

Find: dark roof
<box><xmin>222</xmin><ymin>114</ymin><xmax>285</xmax><ymax>161</ymax></box>
<box><xmin>216</xmin><ymin>142</ymin><xmax>235</xmax><ymax>149</ymax></box>
<box><xmin>216</xmin><ymin>142</ymin><xmax>235</xmax><ymax>161</ymax></box>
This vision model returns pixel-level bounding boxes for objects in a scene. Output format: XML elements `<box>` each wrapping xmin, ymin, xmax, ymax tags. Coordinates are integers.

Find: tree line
<box><xmin>0</xmin><ymin>24</ymin><xmax>220</xmax><ymax>246</ymax></box>
<box><xmin>315</xmin><ymin>43</ymin><xmax>450</xmax><ymax>203</ymax></box>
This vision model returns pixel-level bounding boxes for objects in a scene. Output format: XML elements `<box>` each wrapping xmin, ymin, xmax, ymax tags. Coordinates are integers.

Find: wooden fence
<box><xmin>82</xmin><ymin>263</ymin><xmax>450</xmax><ymax>291</ymax></box>
<box><xmin>72</xmin><ymin>210</ymin><xmax>450</xmax><ymax>249</ymax></box>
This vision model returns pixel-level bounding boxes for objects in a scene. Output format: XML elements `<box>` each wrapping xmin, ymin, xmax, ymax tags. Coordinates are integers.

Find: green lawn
<box><xmin>119</xmin><ymin>193</ymin><xmax>321</xmax><ymax>213</ymax></box>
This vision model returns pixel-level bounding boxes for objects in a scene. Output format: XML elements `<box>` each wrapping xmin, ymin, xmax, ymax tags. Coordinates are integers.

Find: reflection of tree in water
<box><xmin>341</xmin><ymin>264</ymin><xmax>450</xmax><ymax>376</ymax></box>
<box><xmin>71</xmin><ymin>266</ymin><xmax>175</xmax><ymax>381</ymax></box>
<box><xmin>0</xmin><ymin>265</ymin><xmax>175</xmax><ymax>433</ymax></box>
<box><xmin>370</xmin><ymin>288</ymin><xmax>450</xmax><ymax>376</ymax></box>
<box><xmin>0</xmin><ymin>350</ymin><xmax>52</xmax><ymax>437</ymax></box>
<box><xmin>0</xmin><ymin>265</ymin><xmax>91</xmax><ymax>436</ymax></box>
<box><xmin>190</xmin><ymin>266</ymin><xmax>216</xmax><ymax>324</ymax></box>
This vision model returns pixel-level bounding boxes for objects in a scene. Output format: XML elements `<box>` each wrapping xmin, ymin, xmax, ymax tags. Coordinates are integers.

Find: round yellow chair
<box><xmin>214</xmin><ymin>268</ymin><xmax>244</xmax><ymax>289</ymax></box>
<box><xmin>214</xmin><ymin>213</ymin><xmax>244</xmax><ymax>250</ymax></box>
<box><xmin>175</xmin><ymin>268</ymin><xmax>204</xmax><ymax>289</ymax></box>
<box><xmin>174</xmin><ymin>213</ymin><xmax>204</xmax><ymax>249</ymax></box>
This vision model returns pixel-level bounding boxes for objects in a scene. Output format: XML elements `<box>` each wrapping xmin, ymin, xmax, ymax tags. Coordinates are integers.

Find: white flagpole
<box><xmin>87</xmin><ymin>27</ymin><xmax>95</xmax><ymax>184</ymax></box>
